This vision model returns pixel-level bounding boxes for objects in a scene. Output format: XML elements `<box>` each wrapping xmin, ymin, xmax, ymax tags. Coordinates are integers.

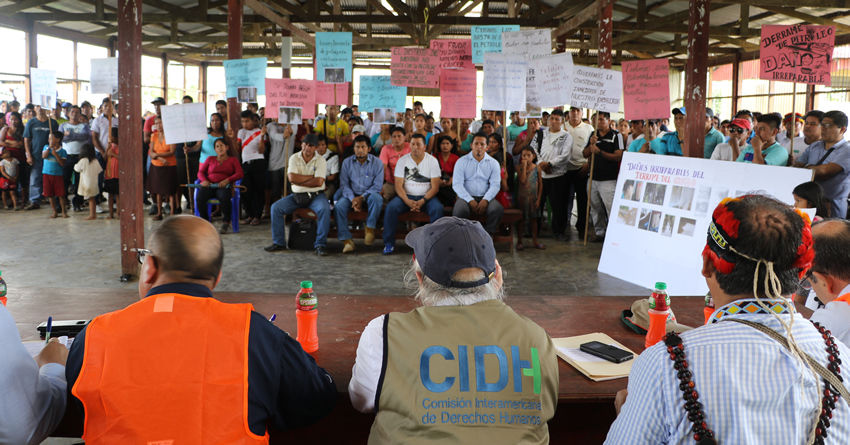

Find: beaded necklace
<box><xmin>664</xmin><ymin>321</ymin><xmax>842</xmax><ymax>445</ymax></box>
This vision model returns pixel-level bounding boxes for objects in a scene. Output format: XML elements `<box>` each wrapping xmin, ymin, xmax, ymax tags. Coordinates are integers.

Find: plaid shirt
<box><xmin>605</xmin><ymin>299</ymin><xmax>850</xmax><ymax>445</ymax></box>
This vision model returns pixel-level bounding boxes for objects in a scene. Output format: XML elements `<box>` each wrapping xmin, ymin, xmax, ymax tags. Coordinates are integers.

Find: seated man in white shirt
<box><xmin>808</xmin><ymin>219</ymin><xmax>850</xmax><ymax>346</ymax></box>
<box><xmin>0</xmin><ymin>302</ymin><xmax>69</xmax><ymax>444</ymax></box>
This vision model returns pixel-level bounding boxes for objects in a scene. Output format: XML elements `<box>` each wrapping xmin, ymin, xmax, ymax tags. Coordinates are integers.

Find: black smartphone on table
<box><xmin>579</xmin><ymin>341</ymin><xmax>634</xmax><ymax>364</ymax></box>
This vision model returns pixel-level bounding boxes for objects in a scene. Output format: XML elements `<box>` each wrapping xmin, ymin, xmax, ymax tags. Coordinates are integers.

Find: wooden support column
<box><xmin>683</xmin><ymin>0</ymin><xmax>710</xmax><ymax>158</ymax></box>
<box><xmin>25</xmin><ymin>20</ymin><xmax>37</xmax><ymax>103</ymax></box>
<box><xmin>598</xmin><ymin>0</ymin><xmax>613</xmax><ymax>69</ymax></box>
<box><xmin>731</xmin><ymin>52</ymin><xmax>740</xmax><ymax>115</ymax></box>
<box><xmin>228</xmin><ymin>0</ymin><xmax>243</xmax><ymax>133</ymax></box>
<box><xmin>282</xmin><ymin>29</ymin><xmax>291</xmax><ymax>79</ymax></box>
<box><xmin>117</xmin><ymin>0</ymin><xmax>144</xmax><ymax>277</ymax></box>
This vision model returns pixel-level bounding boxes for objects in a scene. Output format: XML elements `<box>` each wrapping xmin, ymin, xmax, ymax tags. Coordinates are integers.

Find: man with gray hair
<box><xmin>349</xmin><ymin>217</ymin><xmax>559</xmax><ymax>444</ymax></box>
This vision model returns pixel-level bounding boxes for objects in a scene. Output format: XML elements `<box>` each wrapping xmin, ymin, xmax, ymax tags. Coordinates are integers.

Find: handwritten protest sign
<box><xmin>316</xmin><ymin>32</ymin><xmax>352</xmax><ymax>82</ymax></box>
<box><xmin>440</xmin><ymin>68</ymin><xmax>477</xmax><ymax>118</ymax></box>
<box><xmin>471</xmin><ymin>25</ymin><xmax>519</xmax><ymax>64</ymax></box>
<box><xmin>760</xmin><ymin>25</ymin><xmax>835</xmax><ymax>85</ymax></box>
<box><xmin>502</xmin><ymin>29</ymin><xmax>551</xmax><ymax>117</ymax></box>
<box><xmin>160</xmin><ymin>102</ymin><xmax>208</xmax><ymax>145</ymax></box>
<box><xmin>90</xmin><ymin>58</ymin><xmax>118</xmax><ymax>94</ymax></box>
<box><xmin>390</xmin><ymin>47</ymin><xmax>440</xmax><ymax>88</ymax></box>
<box><xmin>570</xmin><ymin>66</ymin><xmax>622</xmax><ymax>113</ymax></box>
<box><xmin>502</xmin><ymin>29</ymin><xmax>551</xmax><ymax>60</ymax></box>
<box><xmin>482</xmin><ymin>53</ymin><xmax>526</xmax><ymax>111</ymax></box>
<box><xmin>315</xmin><ymin>82</ymin><xmax>349</xmax><ymax>105</ymax></box>
<box><xmin>622</xmin><ymin>58</ymin><xmax>670</xmax><ymax>120</ymax></box>
<box><xmin>430</xmin><ymin>39</ymin><xmax>474</xmax><ymax>69</ymax></box>
<box><xmin>265</xmin><ymin>78</ymin><xmax>316</xmax><ymax>119</ymax></box>
<box><xmin>30</xmin><ymin>68</ymin><xmax>56</xmax><ymax>109</ymax></box>
<box><xmin>534</xmin><ymin>53</ymin><xmax>573</xmax><ymax>108</ymax></box>
<box><xmin>223</xmin><ymin>57</ymin><xmax>267</xmax><ymax>98</ymax></box>
<box><xmin>359</xmin><ymin>76</ymin><xmax>406</xmax><ymax>111</ymax></box>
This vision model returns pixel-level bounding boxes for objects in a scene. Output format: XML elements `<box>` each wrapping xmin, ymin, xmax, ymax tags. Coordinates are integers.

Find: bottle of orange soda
<box><xmin>645</xmin><ymin>282</ymin><xmax>670</xmax><ymax>349</ymax></box>
<box><xmin>295</xmin><ymin>281</ymin><xmax>319</xmax><ymax>352</ymax></box>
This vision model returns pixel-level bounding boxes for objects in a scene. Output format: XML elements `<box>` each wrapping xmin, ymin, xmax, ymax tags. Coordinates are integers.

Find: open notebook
<box><xmin>552</xmin><ymin>333</ymin><xmax>638</xmax><ymax>382</ymax></box>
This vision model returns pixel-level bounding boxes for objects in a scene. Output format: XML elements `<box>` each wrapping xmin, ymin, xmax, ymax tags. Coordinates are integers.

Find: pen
<box><xmin>269</xmin><ymin>314</ymin><xmax>276</xmax><ymax>323</ymax></box>
<box><xmin>45</xmin><ymin>316</ymin><xmax>52</xmax><ymax>345</ymax></box>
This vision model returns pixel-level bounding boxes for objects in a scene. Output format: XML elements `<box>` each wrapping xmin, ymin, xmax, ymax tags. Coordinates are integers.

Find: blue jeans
<box><xmin>29</xmin><ymin>158</ymin><xmax>43</xmax><ymax>204</ymax></box>
<box><xmin>383</xmin><ymin>195</ymin><xmax>444</xmax><ymax>246</ymax></box>
<box><xmin>335</xmin><ymin>192</ymin><xmax>383</xmax><ymax>241</ymax></box>
<box><xmin>271</xmin><ymin>193</ymin><xmax>330</xmax><ymax>248</ymax></box>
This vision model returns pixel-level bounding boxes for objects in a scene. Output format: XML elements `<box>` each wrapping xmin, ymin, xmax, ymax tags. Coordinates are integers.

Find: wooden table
<box><xmin>12</xmin><ymin>289</ymin><xmax>705</xmax><ymax>443</ymax></box>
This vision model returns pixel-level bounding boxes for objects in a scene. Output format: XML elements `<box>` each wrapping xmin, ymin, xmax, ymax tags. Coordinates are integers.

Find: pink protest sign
<box><xmin>440</xmin><ymin>68</ymin><xmax>477</xmax><ymax>119</ymax></box>
<box><xmin>315</xmin><ymin>81</ymin><xmax>349</xmax><ymax>105</ymax></box>
<box><xmin>622</xmin><ymin>58</ymin><xmax>670</xmax><ymax>121</ymax></box>
<box><xmin>760</xmin><ymin>25</ymin><xmax>835</xmax><ymax>85</ymax></box>
<box><xmin>390</xmin><ymin>47</ymin><xmax>440</xmax><ymax>88</ymax></box>
<box><xmin>264</xmin><ymin>78</ymin><xmax>316</xmax><ymax>119</ymax></box>
<box><xmin>430</xmin><ymin>39</ymin><xmax>474</xmax><ymax>69</ymax></box>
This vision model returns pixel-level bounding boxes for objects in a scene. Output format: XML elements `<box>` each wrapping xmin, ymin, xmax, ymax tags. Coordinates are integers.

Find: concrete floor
<box><xmin>0</xmin><ymin>203</ymin><xmax>648</xmax><ymax>298</ymax></box>
<box><xmin>1</xmin><ymin>202</ymin><xmax>647</xmax><ymax>445</ymax></box>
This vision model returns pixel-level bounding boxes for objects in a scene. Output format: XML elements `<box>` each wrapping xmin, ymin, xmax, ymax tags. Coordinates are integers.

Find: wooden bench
<box><xmin>294</xmin><ymin>207</ymin><xmax>524</xmax><ymax>252</ymax></box>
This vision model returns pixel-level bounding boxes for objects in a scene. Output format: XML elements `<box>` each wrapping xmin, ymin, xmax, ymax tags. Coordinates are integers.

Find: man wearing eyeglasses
<box><xmin>710</xmin><ymin>118</ymin><xmax>751</xmax><ymax>162</ymax></box>
<box><xmin>805</xmin><ymin>219</ymin><xmax>850</xmax><ymax>346</ymax></box>
<box><xmin>794</xmin><ymin>110</ymin><xmax>850</xmax><ymax>218</ymax></box>
<box><xmin>64</xmin><ymin>215</ymin><xmax>337</xmax><ymax>443</ymax></box>
<box><xmin>783</xmin><ymin>110</ymin><xmax>824</xmax><ymax>163</ymax></box>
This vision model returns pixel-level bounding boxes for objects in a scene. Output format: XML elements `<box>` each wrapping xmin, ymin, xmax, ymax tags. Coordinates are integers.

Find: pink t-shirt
<box><xmin>143</xmin><ymin>115</ymin><xmax>157</xmax><ymax>133</ymax></box>
<box><xmin>379</xmin><ymin>143</ymin><xmax>410</xmax><ymax>183</ymax></box>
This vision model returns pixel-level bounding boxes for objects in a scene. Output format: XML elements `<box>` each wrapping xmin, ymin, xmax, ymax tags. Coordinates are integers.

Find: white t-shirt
<box><xmin>564</xmin><ymin>121</ymin><xmax>595</xmax><ymax>169</ymax></box>
<box><xmin>394</xmin><ymin>152</ymin><xmax>440</xmax><ymax>197</ymax></box>
<box><xmin>781</xmin><ymin>136</ymin><xmax>813</xmax><ymax>162</ymax></box>
<box><xmin>710</xmin><ymin>142</ymin><xmax>737</xmax><ymax>162</ymax></box>
<box><xmin>91</xmin><ymin>114</ymin><xmax>117</xmax><ymax>153</ymax></box>
<box><xmin>321</xmin><ymin>150</ymin><xmax>340</xmax><ymax>176</ymax></box>
<box><xmin>238</xmin><ymin>128</ymin><xmax>264</xmax><ymax>162</ymax></box>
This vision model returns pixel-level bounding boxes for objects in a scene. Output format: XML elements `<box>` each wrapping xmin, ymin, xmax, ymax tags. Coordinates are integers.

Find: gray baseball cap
<box><xmin>405</xmin><ymin>217</ymin><xmax>496</xmax><ymax>289</ymax></box>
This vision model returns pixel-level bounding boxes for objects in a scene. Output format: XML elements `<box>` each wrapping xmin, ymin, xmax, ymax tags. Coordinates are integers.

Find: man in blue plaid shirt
<box><xmin>606</xmin><ymin>195</ymin><xmax>850</xmax><ymax>444</ymax></box>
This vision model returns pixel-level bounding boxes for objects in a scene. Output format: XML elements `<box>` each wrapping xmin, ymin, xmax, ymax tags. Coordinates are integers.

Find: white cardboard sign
<box><xmin>502</xmin><ymin>29</ymin><xmax>551</xmax><ymax>118</ymax></box>
<box><xmin>534</xmin><ymin>53</ymin><xmax>574</xmax><ymax>108</ymax></box>
<box><xmin>160</xmin><ymin>102</ymin><xmax>209</xmax><ymax>145</ymax></box>
<box><xmin>90</xmin><ymin>58</ymin><xmax>118</xmax><ymax>94</ymax></box>
<box><xmin>598</xmin><ymin>152</ymin><xmax>814</xmax><ymax>295</ymax></box>
<box><xmin>30</xmin><ymin>68</ymin><xmax>56</xmax><ymax>109</ymax></box>
<box><xmin>570</xmin><ymin>65</ymin><xmax>622</xmax><ymax>113</ymax></box>
<box><xmin>482</xmin><ymin>53</ymin><xmax>526</xmax><ymax>112</ymax></box>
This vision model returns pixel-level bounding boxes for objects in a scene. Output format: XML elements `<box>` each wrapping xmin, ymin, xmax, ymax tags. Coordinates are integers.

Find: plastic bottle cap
<box><xmin>655</xmin><ymin>282</ymin><xmax>667</xmax><ymax>290</ymax></box>
<box><xmin>300</xmin><ymin>280</ymin><xmax>312</xmax><ymax>289</ymax></box>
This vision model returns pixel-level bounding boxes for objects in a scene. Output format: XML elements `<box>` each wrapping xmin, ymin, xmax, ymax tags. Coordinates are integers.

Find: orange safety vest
<box><xmin>72</xmin><ymin>293</ymin><xmax>269</xmax><ymax>445</ymax></box>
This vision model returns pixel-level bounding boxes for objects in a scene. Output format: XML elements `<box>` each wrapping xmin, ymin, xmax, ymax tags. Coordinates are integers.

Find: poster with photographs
<box><xmin>324</xmin><ymin>67</ymin><xmax>346</xmax><ymax>84</ymax></box>
<box><xmin>237</xmin><ymin>87</ymin><xmax>257</xmax><ymax>103</ymax></box>
<box><xmin>278</xmin><ymin>106</ymin><xmax>302</xmax><ymax>124</ymax></box>
<box><xmin>373</xmin><ymin>107</ymin><xmax>396</xmax><ymax>125</ymax></box>
<box><xmin>598</xmin><ymin>152</ymin><xmax>813</xmax><ymax>295</ymax></box>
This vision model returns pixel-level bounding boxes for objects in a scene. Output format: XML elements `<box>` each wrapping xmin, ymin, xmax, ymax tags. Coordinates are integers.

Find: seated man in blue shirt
<box><xmin>0</xmin><ymin>303</ymin><xmax>69</xmax><ymax>444</ymax></box>
<box><xmin>452</xmin><ymin>132</ymin><xmax>504</xmax><ymax>234</ymax></box>
<box><xmin>735</xmin><ymin>113</ymin><xmax>789</xmax><ymax>166</ymax></box>
<box><xmin>336</xmin><ymin>135</ymin><xmax>384</xmax><ymax>253</ymax></box>
<box><xmin>657</xmin><ymin>108</ymin><xmax>686</xmax><ymax>156</ymax></box>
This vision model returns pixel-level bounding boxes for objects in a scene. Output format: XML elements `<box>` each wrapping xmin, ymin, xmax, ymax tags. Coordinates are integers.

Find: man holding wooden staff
<box><xmin>582</xmin><ymin>111</ymin><xmax>624</xmax><ymax>243</ymax></box>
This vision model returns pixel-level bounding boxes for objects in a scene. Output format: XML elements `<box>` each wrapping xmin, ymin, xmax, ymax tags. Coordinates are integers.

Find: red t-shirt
<box><xmin>198</xmin><ymin>155</ymin><xmax>244</xmax><ymax>184</ymax></box>
<box><xmin>143</xmin><ymin>115</ymin><xmax>157</xmax><ymax>133</ymax></box>
<box><xmin>437</xmin><ymin>152</ymin><xmax>459</xmax><ymax>176</ymax></box>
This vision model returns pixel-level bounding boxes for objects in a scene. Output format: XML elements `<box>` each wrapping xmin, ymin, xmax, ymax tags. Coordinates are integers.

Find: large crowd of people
<box><xmin>1</xmin><ymin>96</ymin><xmax>848</xmax><ymax>257</ymax></box>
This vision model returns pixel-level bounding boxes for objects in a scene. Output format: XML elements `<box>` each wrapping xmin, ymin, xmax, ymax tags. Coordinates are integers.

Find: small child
<box><xmin>0</xmin><ymin>147</ymin><xmax>19</xmax><ymax>210</ymax></box>
<box><xmin>42</xmin><ymin>130</ymin><xmax>68</xmax><ymax>218</ymax></box>
<box><xmin>793</xmin><ymin>181</ymin><xmax>831</xmax><ymax>222</ymax></box>
<box><xmin>104</xmin><ymin>127</ymin><xmax>119</xmax><ymax>220</ymax></box>
<box><xmin>73</xmin><ymin>143</ymin><xmax>103</xmax><ymax>221</ymax></box>
<box><xmin>516</xmin><ymin>147</ymin><xmax>543</xmax><ymax>250</ymax></box>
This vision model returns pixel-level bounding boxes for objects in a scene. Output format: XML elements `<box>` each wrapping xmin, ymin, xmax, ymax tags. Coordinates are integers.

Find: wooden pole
<box><xmin>184</xmin><ymin>152</ymin><xmax>194</xmax><ymax>212</ymax></box>
<box><xmin>790</xmin><ymin>82</ymin><xmax>796</xmax><ymax>159</ymax></box>
<box><xmin>683</xmin><ymin>0</ymin><xmax>710</xmax><ymax>158</ymax></box>
<box><xmin>227</xmin><ymin>0</ymin><xmax>243</xmax><ymax>138</ymax></box>
<box><xmin>503</xmin><ymin>110</ymin><xmax>508</xmax><ymax>162</ymax></box>
<box><xmin>117</xmin><ymin>0</ymin><xmax>144</xmax><ymax>277</ymax></box>
<box><xmin>583</xmin><ymin>112</ymin><xmax>598</xmax><ymax>246</ymax></box>
<box><xmin>282</xmin><ymin>136</ymin><xmax>289</xmax><ymax>197</ymax></box>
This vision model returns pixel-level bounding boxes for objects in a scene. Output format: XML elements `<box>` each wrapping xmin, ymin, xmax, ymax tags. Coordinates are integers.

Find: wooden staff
<box><xmin>503</xmin><ymin>110</ymin><xmax>508</xmax><ymax>162</ymax></box>
<box><xmin>282</xmin><ymin>135</ymin><xmax>290</xmax><ymax>197</ymax></box>
<box><xmin>583</xmin><ymin>111</ymin><xmax>599</xmax><ymax>246</ymax></box>
<box><xmin>185</xmin><ymin>146</ymin><xmax>194</xmax><ymax>212</ymax></box>
<box><xmin>790</xmin><ymin>82</ymin><xmax>797</xmax><ymax>159</ymax></box>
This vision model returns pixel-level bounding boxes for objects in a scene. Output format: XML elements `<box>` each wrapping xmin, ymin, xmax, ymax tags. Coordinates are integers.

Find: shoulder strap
<box><xmin>727</xmin><ymin>318</ymin><xmax>850</xmax><ymax>402</ymax></box>
<box><xmin>536</xmin><ymin>129</ymin><xmax>544</xmax><ymax>153</ymax></box>
<box><xmin>815</xmin><ymin>146</ymin><xmax>836</xmax><ymax>166</ymax></box>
